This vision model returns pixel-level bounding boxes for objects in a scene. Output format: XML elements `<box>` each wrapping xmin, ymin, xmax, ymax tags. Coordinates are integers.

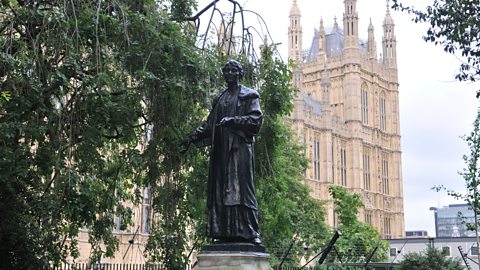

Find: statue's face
<box><xmin>223</xmin><ymin>65</ymin><xmax>240</xmax><ymax>84</ymax></box>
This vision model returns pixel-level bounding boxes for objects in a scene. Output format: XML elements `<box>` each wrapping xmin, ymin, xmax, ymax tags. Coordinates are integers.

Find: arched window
<box><xmin>361</xmin><ymin>83</ymin><xmax>369</xmax><ymax>125</ymax></box>
<box><xmin>379</xmin><ymin>92</ymin><xmax>387</xmax><ymax>131</ymax></box>
<box><xmin>384</xmin><ymin>217</ymin><xmax>392</xmax><ymax>239</ymax></box>
<box><xmin>365</xmin><ymin>211</ymin><xmax>372</xmax><ymax>225</ymax></box>
<box><xmin>363</xmin><ymin>147</ymin><xmax>371</xmax><ymax>191</ymax></box>
<box><xmin>313</xmin><ymin>134</ymin><xmax>320</xmax><ymax>180</ymax></box>
<box><xmin>142</xmin><ymin>187</ymin><xmax>151</xmax><ymax>233</ymax></box>
<box><xmin>340</xmin><ymin>143</ymin><xmax>347</xmax><ymax>186</ymax></box>
<box><xmin>382</xmin><ymin>155</ymin><xmax>389</xmax><ymax>195</ymax></box>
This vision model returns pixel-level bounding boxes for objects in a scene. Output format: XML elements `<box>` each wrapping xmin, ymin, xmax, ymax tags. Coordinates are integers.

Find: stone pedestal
<box><xmin>193</xmin><ymin>243</ymin><xmax>272</xmax><ymax>270</ymax></box>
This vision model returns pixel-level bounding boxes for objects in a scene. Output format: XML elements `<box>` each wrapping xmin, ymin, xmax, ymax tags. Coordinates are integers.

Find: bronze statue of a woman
<box><xmin>183</xmin><ymin>60</ymin><xmax>263</xmax><ymax>244</ymax></box>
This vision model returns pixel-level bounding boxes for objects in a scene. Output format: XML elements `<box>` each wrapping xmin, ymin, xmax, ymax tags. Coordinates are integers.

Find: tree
<box><xmin>0</xmin><ymin>0</ymin><xmax>328</xmax><ymax>267</ymax></box>
<box><xmin>327</xmin><ymin>186</ymin><xmax>388</xmax><ymax>264</ymax></box>
<box><xmin>392</xmin><ymin>0</ymin><xmax>480</xmax><ymax>85</ymax></box>
<box><xmin>254</xmin><ymin>44</ymin><xmax>329</xmax><ymax>266</ymax></box>
<box><xmin>1</xmin><ymin>0</ymin><xmax>141</xmax><ymax>267</ymax></box>
<box><xmin>0</xmin><ymin>0</ymin><xmax>207</xmax><ymax>268</ymax></box>
<box><xmin>398</xmin><ymin>246</ymin><xmax>465</xmax><ymax>270</ymax></box>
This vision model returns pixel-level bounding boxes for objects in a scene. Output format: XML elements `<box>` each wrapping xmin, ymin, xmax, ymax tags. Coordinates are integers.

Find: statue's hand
<box><xmin>180</xmin><ymin>137</ymin><xmax>192</xmax><ymax>154</ymax></box>
<box><xmin>217</xmin><ymin>117</ymin><xmax>234</xmax><ymax>127</ymax></box>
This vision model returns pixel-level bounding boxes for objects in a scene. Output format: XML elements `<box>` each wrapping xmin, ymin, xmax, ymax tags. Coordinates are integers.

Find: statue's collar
<box><xmin>219</xmin><ymin>84</ymin><xmax>259</xmax><ymax>100</ymax></box>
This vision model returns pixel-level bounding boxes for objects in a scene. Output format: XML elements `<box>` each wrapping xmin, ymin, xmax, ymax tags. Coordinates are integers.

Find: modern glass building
<box><xmin>430</xmin><ymin>204</ymin><xmax>476</xmax><ymax>238</ymax></box>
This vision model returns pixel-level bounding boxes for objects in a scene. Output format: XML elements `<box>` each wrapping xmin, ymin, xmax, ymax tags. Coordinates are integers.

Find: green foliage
<box><xmin>0</xmin><ymin>91</ymin><xmax>10</xmax><ymax>107</ymax></box>
<box><xmin>126</xmin><ymin>6</ymin><xmax>209</xmax><ymax>269</ymax></box>
<box><xmin>0</xmin><ymin>0</ymin><xmax>329</xmax><ymax>268</ymax></box>
<box><xmin>0</xmin><ymin>0</ymin><xmax>208</xmax><ymax>268</ymax></box>
<box><xmin>328</xmin><ymin>186</ymin><xmax>388</xmax><ymax>263</ymax></box>
<box><xmin>0</xmin><ymin>0</ymin><xmax>143</xmax><ymax>267</ymax></box>
<box><xmin>170</xmin><ymin>0</ymin><xmax>197</xmax><ymax>21</ymax></box>
<box><xmin>254</xmin><ymin>44</ymin><xmax>329</xmax><ymax>266</ymax></box>
<box><xmin>392</xmin><ymin>0</ymin><xmax>480</xmax><ymax>83</ymax></box>
<box><xmin>329</xmin><ymin>185</ymin><xmax>363</xmax><ymax>227</ymax></box>
<box><xmin>398</xmin><ymin>246</ymin><xmax>464</xmax><ymax>270</ymax></box>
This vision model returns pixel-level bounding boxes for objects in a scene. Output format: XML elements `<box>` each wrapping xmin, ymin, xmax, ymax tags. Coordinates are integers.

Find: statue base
<box><xmin>193</xmin><ymin>243</ymin><xmax>272</xmax><ymax>270</ymax></box>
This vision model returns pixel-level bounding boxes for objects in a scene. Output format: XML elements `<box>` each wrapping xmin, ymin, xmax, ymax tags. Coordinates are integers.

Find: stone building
<box><xmin>287</xmin><ymin>0</ymin><xmax>404</xmax><ymax>239</ymax></box>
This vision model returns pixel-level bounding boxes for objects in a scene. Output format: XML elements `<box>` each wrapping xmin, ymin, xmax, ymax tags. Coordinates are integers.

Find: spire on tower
<box><xmin>317</xmin><ymin>17</ymin><xmax>326</xmax><ymax>56</ymax></box>
<box><xmin>384</xmin><ymin>0</ymin><xmax>394</xmax><ymax>26</ymax></box>
<box><xmin>343</xmin><ymin>0</ymin><xmax>359</xmax><ymax>52</ymax></box>
<box><xmin>288</xmin><ymin>0</ymin><xmax>303</xmax><ymax>62</ymax></box>
<box><xmin>382</xmin><ymin>0</ymin><xmax>397</xmax><ymax>67</ymax></box>
<box><xmin>290</xmin><ymin>0</ymin><xmax>301</xmax><ymax>16</ymax></box>
<box><xmin>368</xmin><ymin>18</ymin><xmax>377</xmax><ymax>59</ymax></box>
<box><xmin>333</xmin><ymin>16</ymin><xmax>339</xmax><ymax>32</ymax></box>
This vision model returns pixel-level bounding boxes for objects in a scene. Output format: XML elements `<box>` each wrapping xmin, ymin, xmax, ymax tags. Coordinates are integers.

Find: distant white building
<box><xmin>388</xmin><ymin>237</ymin><xmax>479</xmax><ymax>270</ymax></box>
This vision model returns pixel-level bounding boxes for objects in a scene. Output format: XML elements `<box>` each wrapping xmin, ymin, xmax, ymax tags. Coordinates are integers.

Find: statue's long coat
<box><xmin>192</xmin><ymin>85</ymin><xmax>262</xmax><ymax>240</ymax></box>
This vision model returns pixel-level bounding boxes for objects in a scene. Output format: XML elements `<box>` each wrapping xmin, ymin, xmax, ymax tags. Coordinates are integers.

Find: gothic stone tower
<box><xmin>288</xmin><ymin>0</ymin><xmax>404</xmax><ymax>239</ymax></box>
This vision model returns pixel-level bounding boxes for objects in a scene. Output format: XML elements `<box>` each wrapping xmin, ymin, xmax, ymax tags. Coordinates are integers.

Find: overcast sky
<box><xmin>195</xmin><ymin>0</ymin><xmax>479</xmax><ymax>236</ymax></box>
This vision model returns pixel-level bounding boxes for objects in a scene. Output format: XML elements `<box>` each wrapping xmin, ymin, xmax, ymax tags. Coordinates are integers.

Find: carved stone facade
<box><xmin>288</xmin><ymin>0</ymin><xmax>404</xmax><ymax>239</ymax></box>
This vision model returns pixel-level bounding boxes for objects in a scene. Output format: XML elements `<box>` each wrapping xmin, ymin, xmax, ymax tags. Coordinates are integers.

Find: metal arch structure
<box><xmin>186</xmin><ymin>0</ymin><xmax>283</xmax><ymax>64</ymax></box>
<box><xmin>187</xmin><ymin>0</ymin><xmax>244</xmax><ymax>55</ymax></box>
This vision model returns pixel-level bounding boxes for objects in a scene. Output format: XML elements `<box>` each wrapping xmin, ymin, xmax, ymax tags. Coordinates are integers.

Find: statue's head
<box><xmin>222</xmin><ymin>60</ymin><xmax>244</xmax><ymax>82</ymax></box>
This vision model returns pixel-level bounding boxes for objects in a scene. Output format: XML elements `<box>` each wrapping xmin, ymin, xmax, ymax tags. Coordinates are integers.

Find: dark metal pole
<box><xmin>428</xmin><ymin>237</ymin><xmax>435</xmax><ymax>249</ymax></box>
<box><xmin>364</xmin><ymin>246</ymin><xmax>379</xmax><ymax>269</ymax></box>
<box><xmin>299</xmin><ymin>230</ymin><xmax>342</xmax><ymax>269</ymax></box>
<box><xmin>467</xmin><ymin>256</ymin><xmax>480</xmax><ymax>266</ymax></box>
<box><xmin>186</xmin><ymin>0</ymin><xmax>220</xmax><ymax>21</ymax></box>
<box><xmin>277</xmin><ymin>231</ymin><xmax>298</xmax><ymax>270</ymax></box>
<box><xmin>332</xmin><ymin>246</ymin><xmax>343</xmax><ymax>264</ymax></box>
<box><xmin>317</xmin><ymin>231</ymin><xmax>342</xmax><ymax>265</ymax></box>
<box><xmin>458</xmin><ymin>246</ymin><xmax>472</xmax><ymax>270</ymax></box>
